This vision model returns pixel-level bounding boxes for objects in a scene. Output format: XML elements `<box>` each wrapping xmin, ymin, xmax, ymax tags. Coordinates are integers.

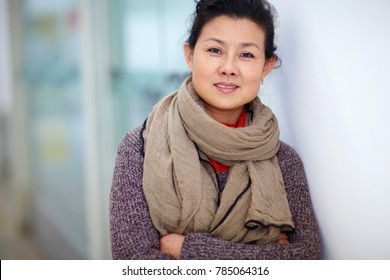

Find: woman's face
<box><xmin>184</xmin><ymin>15</ymin><xmax>276</xmax><ymax>123</ymax></box>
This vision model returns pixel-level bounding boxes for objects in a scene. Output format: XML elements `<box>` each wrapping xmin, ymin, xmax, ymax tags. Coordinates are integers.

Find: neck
<box><xmin>205</xmin><ymin>105</ymin><xmax>244</xmax><ymax>125</ymax></box>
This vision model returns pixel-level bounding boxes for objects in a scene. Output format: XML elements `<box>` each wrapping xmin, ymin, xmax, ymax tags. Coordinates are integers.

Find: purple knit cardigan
<box><xmin>109</xmin><ymin>126</ymin><xmax>321</xmax><ymax>259</ymax></box>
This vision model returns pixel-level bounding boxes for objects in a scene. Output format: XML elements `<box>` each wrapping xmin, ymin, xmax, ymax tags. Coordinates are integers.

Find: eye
<box><xmin>207</xmin><ymin>48</ymin><xmax>222</xmax><ymax>55</ymax></box>
<box><xmin>240</xmin><ymin>52</ymin><xmax>255</xmax><ymax>58</ymax></box>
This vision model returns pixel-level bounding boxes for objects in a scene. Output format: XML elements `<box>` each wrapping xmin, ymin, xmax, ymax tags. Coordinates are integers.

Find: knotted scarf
<box><xmin>142</xmin><ymin>77</ymin><xmax>294</xmax><ymax>244</ymax></box>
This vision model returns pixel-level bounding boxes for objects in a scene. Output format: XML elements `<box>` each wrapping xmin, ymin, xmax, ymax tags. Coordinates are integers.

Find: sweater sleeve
<box><xmin>109</xmin><ymin>126</ymin><xmax>171</xmax><ymax>260</ymax></box>
<box><xmin>180</xmin><ymin>143</ymin><xmax>321</xmax><ymax>260</ymax></box>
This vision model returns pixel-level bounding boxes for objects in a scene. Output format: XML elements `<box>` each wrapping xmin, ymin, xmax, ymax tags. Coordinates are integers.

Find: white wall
<box><xmin>266</xmin><ymin>0</ymin><xmax>390</xmax><ymax>259</ymax></box>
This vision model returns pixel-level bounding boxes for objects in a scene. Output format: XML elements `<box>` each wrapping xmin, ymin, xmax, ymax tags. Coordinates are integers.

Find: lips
<box><xmin>214</xmin><ymin>82</ymin><xmax>239</xmax><ymax>94</ymax></box>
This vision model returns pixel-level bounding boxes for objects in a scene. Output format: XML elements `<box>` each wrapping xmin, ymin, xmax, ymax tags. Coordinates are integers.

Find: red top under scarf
<box><xmin>208</xmin><ymin>107</ymin><xmax>247</xmax><ymax>172</ymax></box>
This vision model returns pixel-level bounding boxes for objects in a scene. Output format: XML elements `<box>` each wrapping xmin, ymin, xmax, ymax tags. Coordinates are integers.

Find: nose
<box><xmin>218</xmin><ymin>55</ymin><xmax>238</xmax><ymax>76</ymax></box>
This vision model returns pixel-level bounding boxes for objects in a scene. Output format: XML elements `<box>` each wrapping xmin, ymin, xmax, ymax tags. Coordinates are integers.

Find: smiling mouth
<box><xmin>214</xmin><ymin>83</ymin><xmax>239</xmax><ymax>89</ymax></box>
<box><xmin>214</xmin><ymin>83</ymin><xmax>239</xmax><ymax>94</ymax></box>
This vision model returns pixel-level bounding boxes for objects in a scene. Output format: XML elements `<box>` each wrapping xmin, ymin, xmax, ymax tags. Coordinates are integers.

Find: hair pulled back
<box><xmin>187</xmin><ymin>0</ymin><xmax>278</xmax><ymax>60</ymax></box>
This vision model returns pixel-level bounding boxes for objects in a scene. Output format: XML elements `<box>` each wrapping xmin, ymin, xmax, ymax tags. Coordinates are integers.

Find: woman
<box><xmin>110</xmin><ymin>0</ymin><xmax>320</xmax><ymax>260</ymax></box>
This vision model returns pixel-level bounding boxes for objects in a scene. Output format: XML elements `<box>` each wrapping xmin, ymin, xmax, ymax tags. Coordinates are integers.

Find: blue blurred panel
<box><xmin>109</xmin><ymin>0</ymin><xmax>193</xmax><ymax>140</ymax></box>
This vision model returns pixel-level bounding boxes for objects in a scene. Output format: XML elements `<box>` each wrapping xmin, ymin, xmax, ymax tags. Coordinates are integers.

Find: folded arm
<box><xmin>179</xmin><ymin>143</ymin><xmax>321</xmax><ymax>259</ymax></box>
<box><xmin>110</xmin><ymin>128</ymin><xmax>320</xmax><ymax>260</ymax></box>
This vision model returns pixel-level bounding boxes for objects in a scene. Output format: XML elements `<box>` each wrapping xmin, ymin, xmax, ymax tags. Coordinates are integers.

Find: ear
<box><xmin>184</xmin><ymin>43</ymin><xmax>194</xmax><ymax>71</ymax></box>
<box><xmin>261</xmin><ymin>55</ymin><xmax>277</xmax><ymax>80</ymax></box>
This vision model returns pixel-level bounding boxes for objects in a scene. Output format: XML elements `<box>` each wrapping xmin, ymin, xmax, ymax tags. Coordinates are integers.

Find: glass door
<box><xmin>19</xmin><ymin>0</ymin><xmax>88</xmax><ymax>259</ymax></box>
<box><xmin>108</xmin><ymin>0</ymin><xmax>194</xmax><ymax>141</ymax></box>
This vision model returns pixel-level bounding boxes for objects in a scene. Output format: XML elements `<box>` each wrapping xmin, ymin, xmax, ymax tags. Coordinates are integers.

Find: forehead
<box><xmin>198</xmin><ymin>15</ymin><xmax>266</xmax><ymax>45</ymax></box>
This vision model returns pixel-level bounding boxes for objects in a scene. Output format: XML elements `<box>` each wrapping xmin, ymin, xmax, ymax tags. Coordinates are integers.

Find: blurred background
<box><xmin>1</xmin><ymin>0</ymin><xmax>389</xmax><ymax>260</ymax></box>
<box><xmin>0</xmin><ymin>0</ymin><xmax>193</xmax><ymax>259</ymax></box>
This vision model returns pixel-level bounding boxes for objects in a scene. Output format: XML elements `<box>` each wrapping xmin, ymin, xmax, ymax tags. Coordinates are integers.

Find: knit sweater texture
<box><xmin>109</xmin><ymin>125</ymin><xmax>321</xmax><ymax>259</ymax></box>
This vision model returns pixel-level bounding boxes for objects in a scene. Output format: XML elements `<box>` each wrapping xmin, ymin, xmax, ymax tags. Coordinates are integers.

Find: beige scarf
<box><xmin>142</xmin><ymin>77</ymin><xmax>294</xmax><ymax>244</ymax></box>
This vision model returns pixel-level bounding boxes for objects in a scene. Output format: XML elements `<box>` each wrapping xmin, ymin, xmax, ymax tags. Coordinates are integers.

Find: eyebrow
<box><xmin>204</xmin><ymin>37</ymin><xmax>261</xmax><ymax>50</ymax></box>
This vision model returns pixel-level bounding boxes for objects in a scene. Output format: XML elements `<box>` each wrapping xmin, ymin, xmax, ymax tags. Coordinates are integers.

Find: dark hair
<box><xmin>187</xmin><ymin>0</ymin><xmax>278</xmax><ymax>60</ymax></box>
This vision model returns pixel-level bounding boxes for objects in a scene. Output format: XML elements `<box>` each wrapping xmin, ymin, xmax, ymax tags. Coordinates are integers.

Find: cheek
<box><xmin>245</xmin><ymin>71</ymin><xmax>262</xmax><ymax>96</ymax></box>
<box><xmin>193</xmin><ymin>59</ymin><xmax>213</xmax><ymax>75</ymax></box>
<box><xmin>242</xmin><ymin>63</ymin><xmax>264</xmax><ymax>80</ymax></box>
<box><xmin>247</xmin><ymin>64</ymin><xmax>263</xmax><ymax>83</ymax></box>
<box><xmin>192</xmin><ymin>51</ymin><xmax>217</xmax><ymax>74</ymax></box>
<box><xmin>245</xmin><ymin>71</ymin><xmax>263</xmax><ymax>86</ymax></box>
